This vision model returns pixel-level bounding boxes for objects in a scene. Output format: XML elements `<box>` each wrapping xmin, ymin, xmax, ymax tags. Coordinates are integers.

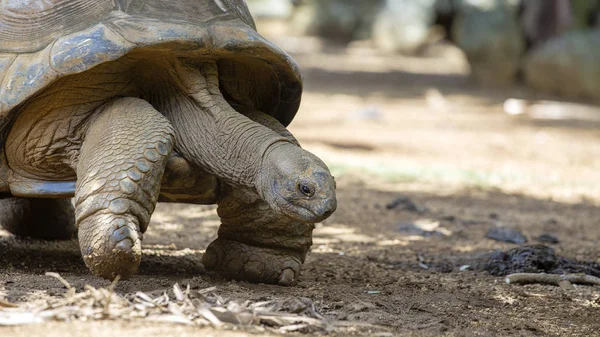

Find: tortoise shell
<box><xmin>0</xmin><ymin>0</ymin><xmax>302</xmax><ymax>137</ymax></box>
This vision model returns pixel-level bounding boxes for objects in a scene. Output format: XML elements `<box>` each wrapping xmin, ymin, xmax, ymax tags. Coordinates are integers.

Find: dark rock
<box><xmin>485</xmin><ymin>227</ymin><xmax>528</xmax><ymax>244</ymax></box>
<box><xmin>536</xmin><ymin>234</ymin><xmax>560</xmax><ymax>244</ymax></box>
<box><xmin>386</xmin><ymin>196</ymin><xmax>421</xmax><ymax>212</ymax></box>
<box><xmin>483</xmin><ymin>244</ymin><xmax>600</xmax><ymax>277</ymax></box>
<box><xmin>485</xmin><ymin>245</ymin><xmax>559</xmax><ymax>276</ymax></box>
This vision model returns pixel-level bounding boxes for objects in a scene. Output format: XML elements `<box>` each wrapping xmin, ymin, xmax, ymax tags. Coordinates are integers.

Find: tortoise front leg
<box><xmin>203</xmin><ymin>185</ymin><xmax>314</xmax><ymax>286</ymax></box>
<box><xmin>75</xmin><ymin>97</ymin><xmax>174</xmax><ymax>279</ymax></box>
<box><xmin>202</xmin><ymin>109</ymin><xmax>315</xmax><ymax>285</ymax></box>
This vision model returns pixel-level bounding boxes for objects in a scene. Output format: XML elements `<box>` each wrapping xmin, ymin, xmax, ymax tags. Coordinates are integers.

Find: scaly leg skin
<box><xmin>0</xmin><ymin>197</ymin><xmax>76</xmax><ymax>240</ymax></box>
<box><xmin>75</xmin><ymin>97</ymin><xmax>174</xmax><ymax>280</ymax></box>
<box><xmin>202</xmin><ymin>185</ymin><xmax>314</xmax><ymax>286</ymax></box>
<box><xmin>203</xmin><ymin>108</ymin><xmax>314</xmax><ymax>286</ymax></box>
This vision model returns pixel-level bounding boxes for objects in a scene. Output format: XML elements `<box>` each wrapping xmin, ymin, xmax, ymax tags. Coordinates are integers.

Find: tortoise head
<box><xmin>258</xmin><ymin>142</ymin><xmax>337</xmax><ymax>223</ymax></box>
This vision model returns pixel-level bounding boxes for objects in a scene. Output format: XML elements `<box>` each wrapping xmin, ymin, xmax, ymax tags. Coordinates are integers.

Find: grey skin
<box><xmin>163</xmin><ymin>62</ymin><xmax>336</xmax><ymax>223</ymax></box>
<box><xmin>0</xmin><ymin>59</ymin><xmax>336</xmax><ymax>285</ymax></box>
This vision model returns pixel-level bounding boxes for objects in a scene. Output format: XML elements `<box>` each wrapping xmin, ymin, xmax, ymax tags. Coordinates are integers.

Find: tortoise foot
<box><xmin>79</xmin><ymin>213</ymin><xmax>142</xmax><ymax>280</ymax></box>
<box><xmin>202</xmin><ymin>238</ymin><xmax>304</xmax><ymax>286</ymax></box>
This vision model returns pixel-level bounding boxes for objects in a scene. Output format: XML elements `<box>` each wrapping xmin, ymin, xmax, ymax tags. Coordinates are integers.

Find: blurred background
<box><xmin>245</xmin><ymin>0</ymin><xmax>600</xmax><ymax>203</ymax></box>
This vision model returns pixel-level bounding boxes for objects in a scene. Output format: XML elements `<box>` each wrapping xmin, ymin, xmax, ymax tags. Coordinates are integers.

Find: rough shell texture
<box><xmin>0</xmin><ymin>0</ymin><xmax>302</xmax><ymax>135</ymax></box>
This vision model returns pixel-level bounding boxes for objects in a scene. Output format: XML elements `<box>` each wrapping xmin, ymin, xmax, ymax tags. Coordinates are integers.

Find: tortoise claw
<box><xmin>278</xmin><ymin>268</ymin><xmax>297</xmax><ymax>286</ymax></box>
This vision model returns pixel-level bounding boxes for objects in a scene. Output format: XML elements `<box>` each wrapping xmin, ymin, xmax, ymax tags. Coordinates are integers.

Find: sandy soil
<box><xmin>3</xmin><ymin>32</ymin><xmax>600</xmax><ymax>336</ymax></box>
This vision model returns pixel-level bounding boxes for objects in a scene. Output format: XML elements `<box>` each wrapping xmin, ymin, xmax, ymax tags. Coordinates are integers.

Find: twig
<box><xmin>103</xmin><ymin>275</ymin><xmax>121</xmax><ymax>316</ymax></box>
<box><xmin>1</xmin><ymin>272</ymin><xmax>331</xmax><ymax>332</ymax></box>
<box><xmin>505</xmin><ymin>273</ymin><xmax>600</xmax><ymax>287</ymax></box>
<box><xmin>45</xmin><ymin>272</ymin><xmax>73</xmax><ymax>291</ymax></box>
<box><xmin>45</xmin><ymin>272</ymin><xmax>77</xmax><ymax>298</ymax></box>
<box><xmin>0</xmin><ymin>299</ymin><xmax>18</xmax><ymax>308</ymax></box>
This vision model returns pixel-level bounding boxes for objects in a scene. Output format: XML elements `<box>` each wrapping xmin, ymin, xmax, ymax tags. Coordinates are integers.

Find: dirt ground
<box><xmin>3</xmin><ymin>28</ymin><xmax>600</xmax><ymax>337</ymax></box>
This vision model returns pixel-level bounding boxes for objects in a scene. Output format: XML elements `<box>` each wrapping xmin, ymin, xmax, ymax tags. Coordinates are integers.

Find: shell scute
<box><xmin>50</xmin><ymin>24</ymin><xmax>134</xmax><ymax>74</ymax></box>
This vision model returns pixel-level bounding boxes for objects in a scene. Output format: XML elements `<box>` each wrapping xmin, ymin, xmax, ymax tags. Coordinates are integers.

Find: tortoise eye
<box><xmin>298</xmin><ymin>183</ymin><xmax>314</xmax><ymax>197</ymax></box>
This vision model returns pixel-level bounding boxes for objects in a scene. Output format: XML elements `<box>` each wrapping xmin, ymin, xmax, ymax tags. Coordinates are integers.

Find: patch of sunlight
<box><xmin>150</xmin><ymin>218</ymin><xmax>220</xmax><ymax>229</ymax></box>
<box><xmin>152</xmin><ymin>222</ymin><xmax>183</xmax><ymax>231</ymax></box>
<box><xmin>376</xmin><ymin>239</ymin><xmax>411</xmax><ymax>247</ymax></box>
<box><xmin>202</xmin><ymin>220</ymin><xmax>221</xmax><ymax>228</ymax></box>
<box><xmin>494</xmin><ymin>294</ymin><xmax>518</xmax><ymax>305</ymax></box>
<box><xmin>456</xmin><ymin>245</ymin><xmax>476</xmax><ymax>253</ymax></box>
<box><xmin>399</xmin><ymin>235</ymin><xmax>427</xmax><ymax>242</ymax></box>
<box><xmin>143</xmin><ymin>243</ymin><xmax>178</xmax><ymax>250</ymax></box>
<box><xmin>327</xmin><ymin>160</ymin><xmax>527</xmax><ymax>188</ymax></box>
<box><xmin>312</xmin><ymin>237</ymin><xmax>341</xmax><ymax>245</ymax></box>
<box><xmin>142</xmin><ymin>247</ymin><xmax>204</xmax><ymax>257</ymax></box>
<box><xmin>0</xmin><ymin>229</ymin><xmax>10</xmax><ymax>237</ymax></box>
<box><xmin>413</xmin><ymin>219</ymin><xmax>453</xmax><ymax>236</ymax></box>
<box><xmin>293</xmin><ymin>44</ymin><xmax>468</xmax><ymax>76</ymax></box>
<box><xmin>22</xmin><ymin>290</ymin><xmax>48</xmax><ymax>303</ymax></box>
<box><xmin>182</xmin><ymin>208</ymin><xmax>218</xmax><ymax>218</ymax></box>
<box><xmin>522</xmin><ymin>292</ymin><xmax>547</xmax><ymax>298</ymax></box>
<box><xmin>314</xmin><ymin>224</ymin><xmax>377</xmax><ymax>243</ymax></box>
<box><xmin>152</xmin><ymin>208</ymin><xmax>218</xmax><ymax>222</ymax></box>
<box><xmin>311</xmin><ymin>244</ymin><xmax>344</xmax><ymax>254</ymax></box>
<box><xmin>151</xmin><ymin>213</ymin><xmax>177</xmax><ymax>223</ymax></box>
<box><xmin>320</xmin><ymin>154</ymin><xmax>600</xmax><ymax>204</ymax></box>
<box><xmin>575</xmin><ymin>298</ymin><xmax>600</xmax><ymax>308</ymax></box>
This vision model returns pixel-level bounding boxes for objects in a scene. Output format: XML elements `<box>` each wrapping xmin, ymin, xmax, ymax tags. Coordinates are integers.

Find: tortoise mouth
<box><xmin>269</xmin><ymin>182</ymin><xmax>337</xmax><ymax>223</ymax></box>
<box><xmin>281</xmin><ymin>203</ymin><xmax>334</xmax><ymax>223</ymax></box>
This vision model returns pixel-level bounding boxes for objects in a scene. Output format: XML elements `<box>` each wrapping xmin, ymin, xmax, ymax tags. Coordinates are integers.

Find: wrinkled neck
<box><xmin>154</xmin><ymin>63</ymin><xmax>292</xmax><ymax>189</ymax></box>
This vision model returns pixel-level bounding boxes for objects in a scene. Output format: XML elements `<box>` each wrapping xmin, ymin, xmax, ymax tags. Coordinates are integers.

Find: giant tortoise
<box><xmin>0</xmin><ymin>0</ymin><xmax>337</xmax><ymax>285</ymax></box>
